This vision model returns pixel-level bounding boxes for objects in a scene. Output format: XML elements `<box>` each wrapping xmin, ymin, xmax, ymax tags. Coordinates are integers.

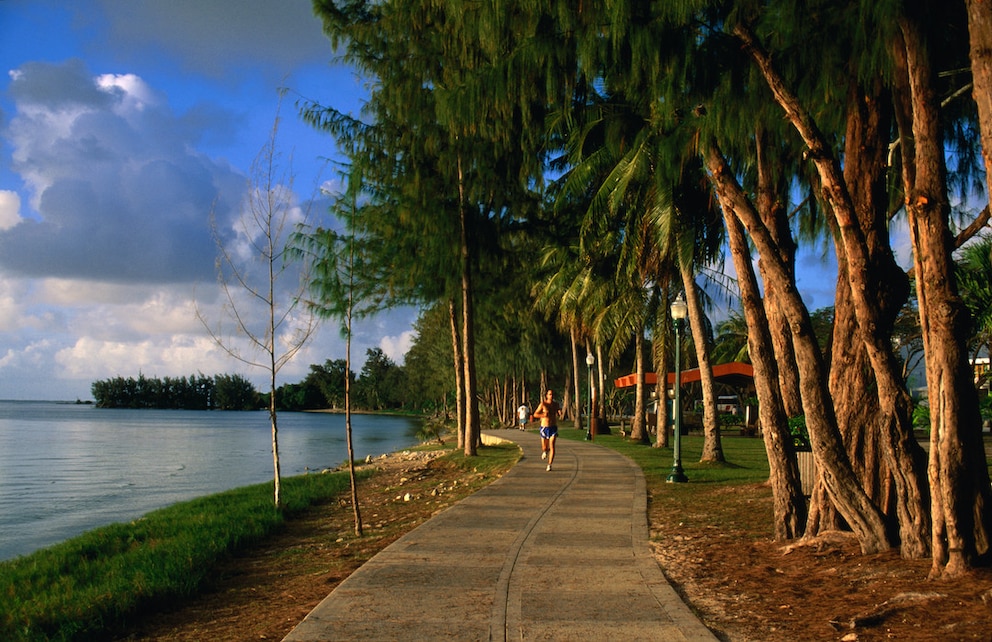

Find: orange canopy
<box><xmin>613</xmin><ymin>362</ymin><xmax>754</xmax><ymax>389</ymax></box>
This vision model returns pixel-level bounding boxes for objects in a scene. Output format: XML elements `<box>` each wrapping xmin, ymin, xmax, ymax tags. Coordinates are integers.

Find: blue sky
<box><xmin>0</xmin><ymin>0</ymin><xmax>418</xmax><ymax>400</ymax></box>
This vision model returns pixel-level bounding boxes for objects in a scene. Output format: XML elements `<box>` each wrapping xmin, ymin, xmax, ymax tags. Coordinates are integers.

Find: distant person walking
<box><xmin>533</xmin><ymin>389</ymin><xmax>561</xmax><ymax>471</ymax></box>
<box><xmin>517</xmin><ymin>402</ymin><xmax>530</xmax><ymax>430</ymax></box>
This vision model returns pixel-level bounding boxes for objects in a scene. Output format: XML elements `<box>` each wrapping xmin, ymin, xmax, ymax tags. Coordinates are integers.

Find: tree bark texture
<box><xmin>894</xmin><ymin>15</ymin><xmax>992</xmax><ymax>577</ymax></box>
<box><xmin>681</xmin><ymin>265</ymin><xmax>724</xmax><ymax>462</ymax></box>
<box><xmin>829</xmin><ymin>80</ymin><xmax>930</xmax><ymax>557</ymax></box>
<box><xmin>722</xmin><ymin>189</ymin><xmax>806</xmax><ymax>539</ymax></box>
<box><xmin>968</xmin><ymin>0</ymin><xmax>992</xmax><ymax>209</ymax></box>
<box><xmin>754</xmin><ymin>126</ymin><xmax>804</xmax><ymax>420</ymax></box>
<box><xmin>705</xmin><ymin>138</ymin><xmax>892</xmax><ymax>554</ymax></box>
<box><xmin>570</xmin><ymin>324</ymin><xmax>583</xmax><ymax>432</ymax></box>
<box><xmin>449</xmin><ymin>299</ymin><xmax>466</xmax><ymax>451</ymax></box>
<box><xmin>653</xmin><ymin>322</ymin><xmax>671</xmax><ymax>449</ymax></box>
<box><xmin>734</xmin><ymin>22</ymin><xmax>936</xmax><ymax>556</ymax></box>
<box><xmin>457</xmin><ymin>151</ymin><xmax>480</xmax><ymax>456</ymax></box>
<box><xmin>631</xmin><ymin>332</ymin><xmax>650</xmax><ymax>444</ymax></box>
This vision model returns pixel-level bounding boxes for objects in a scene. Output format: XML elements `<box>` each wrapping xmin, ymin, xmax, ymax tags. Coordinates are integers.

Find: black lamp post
<box><xmin>585</xmin><ymin>352</ymin><xmax>595</xmax><ymax>440</ymax></box>
<box><xmin>667</xmin><ymin>292</ymin><xmax>688</xmax><ymax>483</ymax></box>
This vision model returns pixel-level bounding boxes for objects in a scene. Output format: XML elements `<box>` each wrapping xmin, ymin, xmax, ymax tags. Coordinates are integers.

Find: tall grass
<box><xmin>0</xmin><ymin>470</ymin><xmax>358</xmax><ymax>641</ymax></box>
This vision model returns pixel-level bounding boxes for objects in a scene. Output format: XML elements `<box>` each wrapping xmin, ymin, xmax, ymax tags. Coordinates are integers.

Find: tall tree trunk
<box><xmin>754</xmin><ymin>126</ymin><xmax>803</xmax><ymax>419</ymax></box>
<box><xmin>457</xmin><ymin>154</ymin><xmax>480</xmax><ymax>456</ymax></box>
<box><xmin>449</xmin><ymin>298</ymin><xmax>465</xmax><ymax>451</ymax></box>
<box><xmin>723</xmin><ymin>193</ymin><xmax>806</xmax><ymax>539</ymax></box>
<box><xmin>681</xmin><ymin>265</ymin><xmax>723</xmax><ymax>462</ymax></box>
<box><xmin>705</xmin><ymin>138</ymin><xmax>892</xmax><ymax>554</ymax></box>
<box><xmin>631</xmin><ymin>332</ymin><xmax>650</xmax><ymax>443</ymax></box>
<box><xmin>596</xmin><ymin>343</ymin><xmax>605</xmax><ymax>423</ymax></box>
<box><xmin>269</xmin><ymin>374</ymin><xmax>281</xmax><ymax>510</ymax></box>
<box><xmin>344</xmin><ymin>288</ymin><xmax>362</xmax><ymax>536</ymax></box>
<box><xmin>894</xmin><ymin>16</ymin><xmax>992</xmax><ymax>577</ymax></box>
<box><xmin>734</xmin><ymin>22</ymin><xmax>929</xmax><ymax>556</ymax></box>
<box><xmin>968</xmin><ymin>0</ymin><xmax>992</xmax><ymax>205</ymax></box>
<box><xmin>654</xmin><ymin>324</ymin><xmax>671</xmax><ymax>449</ymax></box>
<box><xmin>830</xmin><ymin>79</ymin><xmax>929</xmax><ymax>557</ymax></box>
<box><xmin>570</xmin><ymin>324</ymin><xmax>583</xmax><ymax>432</ymax></box>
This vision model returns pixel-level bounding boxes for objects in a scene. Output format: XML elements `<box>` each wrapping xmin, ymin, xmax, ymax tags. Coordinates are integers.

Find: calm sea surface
<box><xmin>0</xmin><ymin>400</ymin><xmax>423</xmax><ymax>561</ymax></box>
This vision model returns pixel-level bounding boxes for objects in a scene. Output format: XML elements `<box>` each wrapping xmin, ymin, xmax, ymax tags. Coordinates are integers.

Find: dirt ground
<box><xmin>117</xmin><ymin>449</ymin><xmax>992</xmax><ymax>642</ymax></box>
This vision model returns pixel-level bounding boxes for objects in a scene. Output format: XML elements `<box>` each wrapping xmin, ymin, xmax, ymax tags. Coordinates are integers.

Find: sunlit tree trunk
<box><xmin>457</xmin><ymin>153</ymin><xmax>480</xmax><ymax>456</ymax></box>
<box><xmin>894</xmin><ymin>15</ymin><xmax>992</xmax><ymax>577</ymax></box>
<box><xmin>968</xmin><ymin>0</ymin><xmax>992</xmax><ymax>206</ymax></box>
<box><xmin>721</xmin><ymin>191</ymin><xmax>806</xmax><ymax>539</ymax></box>
<box><xmin>681</xmin><ymin>265</ymin><xmax>723</xmax><ymax>462</ymax></box>
<box><xmin>754</xmin><ymin>126</ymin><xmax>803</xmax><ymax>420</ymax></box>
<box><xmin>705</xmin><ymin>138</ymin><xmax>892</xmax><ymax>554</ymax></box>
<box><xmin>828</xmin><ymin>80</ymin><xmax>929</xmax><ymax>556</ymax></box>
<box><xmin>449</xmin><ymin>298</ymin><xmax>465</xmax><ymax>450</ymax></box>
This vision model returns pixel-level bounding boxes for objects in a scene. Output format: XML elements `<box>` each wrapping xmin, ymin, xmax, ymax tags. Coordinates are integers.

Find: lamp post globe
<box><xmin>667</xmin><ymin>292</ymin><xmax>688</xmax><ymax>483</ymax></box>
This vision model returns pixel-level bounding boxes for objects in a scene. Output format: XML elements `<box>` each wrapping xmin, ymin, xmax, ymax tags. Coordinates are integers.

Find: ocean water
<box><xmin>0</xmin><ymin>401</ymin><xmax>422</xmax><ymax>561</ymax></box>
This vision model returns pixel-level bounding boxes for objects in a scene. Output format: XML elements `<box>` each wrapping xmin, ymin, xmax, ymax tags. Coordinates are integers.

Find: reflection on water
<box><xmin>0</xmin><ymin>401</ymin><xmax>422</xmax><ymax>560</ymax></box>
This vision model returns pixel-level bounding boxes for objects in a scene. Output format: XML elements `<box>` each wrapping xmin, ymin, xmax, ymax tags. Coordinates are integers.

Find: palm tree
<box><xmin>713</xmin><ymin>309</ymin><xmax>750</xmax><ymax>365</ymax></box>
<box><xmin>956</xmin><ymin>236</ymin><xmax>992</xmax><ymax>363</ymax></box>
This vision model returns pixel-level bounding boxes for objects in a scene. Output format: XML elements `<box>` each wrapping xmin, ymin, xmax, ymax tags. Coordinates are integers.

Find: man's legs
<box><xmin>546</xmin><ymin>435</ymin><xmax>556</xmax><ymax>471</ymax></box>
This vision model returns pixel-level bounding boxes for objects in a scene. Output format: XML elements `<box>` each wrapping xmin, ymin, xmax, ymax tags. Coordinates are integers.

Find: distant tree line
<box><xmin>91</xmin><ymin>373</ymin><xmax>259</xmax><ymax>410</ymax></box>
<box><xmin>89</xmin><ymin>347</ymin><xmax>413</xmax><ymax>412</ymax></box>
<box><xmin>270</xmin><ymin>348</ymin><xmax>409</xmax><ymax>412</ymax></box>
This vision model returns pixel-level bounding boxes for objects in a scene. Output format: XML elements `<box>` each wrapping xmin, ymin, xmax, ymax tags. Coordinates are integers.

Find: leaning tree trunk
<box><xmin>631</xmin><ymin>332</ymin><xmax>650</xmax><ymax>444</ymax></box>
<box><xmin>895</xmin><ymin>15</ymin><xmax>992</xmax><ymax>577</ymax></box>
<box><xmin>735</xmin><ymin>22</ymin><xmax>935</xmax><ymax>556</ymax></box>
<box><xmin>754</xmin><ymin>126</ymin><xmax>804</xmax><ymax>420</ymax></box>
<box><xmin>449</xmin><ymin>298</ymin><xmax>466</xmax><ymax>450</ymax></box>
<box><xmin>705</xmin><ymin>138</ymin><xmax>892</xmax><ymax>554</ymax></box>
<box><xmin>681</xmin><ymin>264</ymin><xmax>723</xmax><ymax>462</ymax></box>
<box><xmin>723</xmin><ymin>199</ymin><xmax>806</xmax><ymax>539</ymax></box>
<box><xmin>570</xmin><ymin>325</ymin><xmax>583</xmax><ymax>431</ymax></box>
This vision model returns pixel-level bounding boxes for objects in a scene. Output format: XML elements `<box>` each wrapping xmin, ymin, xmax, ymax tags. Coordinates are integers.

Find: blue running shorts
<box><xmin>540</xmin><ymin>425</ymin><xmax>558</xmax><ymax>439</ymax></box>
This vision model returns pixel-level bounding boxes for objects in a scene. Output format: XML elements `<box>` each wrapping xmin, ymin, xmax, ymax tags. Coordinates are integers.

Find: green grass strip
<box><xmin>0</xmin><ymin>470</ymin><xmax>357</xmax><ymax>642</ymax></box>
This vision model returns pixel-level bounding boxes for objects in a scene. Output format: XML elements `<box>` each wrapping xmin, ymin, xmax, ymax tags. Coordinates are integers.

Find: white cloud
<box><xmin>380</xmin><ymin>330</ymin><xmax>417</xmax><ymax>365</ymax></box>
<box><xmin>95</xmin><ymin>72</ymin><xmax>159</xmax><ymax>113</ymax></box>
<box><xmin>0</xmin><ymin>191</ymin><xmax>21</xmax><ymax>230</ymax></box>
<box><xmin>54</xmin><ymin>334</ymin><xmax>230</xmax><ymax>380</ymax></box>
<box><xmin>0</xmin><ymin>60</ymin><xmax>242</xmax><ymax>283</ymax></box>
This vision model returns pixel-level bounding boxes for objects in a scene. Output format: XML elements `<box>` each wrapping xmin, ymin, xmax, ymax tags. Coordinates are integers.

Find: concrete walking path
<box><xmin>283</xmin><ymin>430</ymin><xmax>717</xmax><ymax>641</ymax></box>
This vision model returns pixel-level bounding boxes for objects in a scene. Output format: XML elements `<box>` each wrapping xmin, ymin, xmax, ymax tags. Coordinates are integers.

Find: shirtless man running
<box><xmin>533</xmin><ymin>389</ymin><xmax>561</xmax><ymax>471</ymax></box>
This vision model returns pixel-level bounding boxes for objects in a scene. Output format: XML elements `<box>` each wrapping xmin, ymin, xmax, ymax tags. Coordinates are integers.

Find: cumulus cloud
<box><xmin>380</xmin><ymin>329</ymin><xmax>417</xmax><ymax>365</ymax></box>
<box><xmin>0</xmin><ymin>191</ymin><xmax>21</xmax><ymax>230</ymax></box>
<box><xmin>54</xmin><ymin>334</ymin><xmax>231</xmax><ymax>380</ymax></box>
<box><xmin>0</xmin><ymin>60</ymin><xmax>244</xmax><ymax>284</ymax></box>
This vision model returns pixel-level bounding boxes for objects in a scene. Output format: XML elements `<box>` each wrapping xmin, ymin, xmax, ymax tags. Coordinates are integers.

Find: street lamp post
<box><xmin>585</xmin><ymin>352</ymin><xmax>595</xmax><ymax>440</ymax></box>
<box><xmin>668</xmin><ymin>292</ymin><xmax>689</xmax><ymax>483</ymax></box>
